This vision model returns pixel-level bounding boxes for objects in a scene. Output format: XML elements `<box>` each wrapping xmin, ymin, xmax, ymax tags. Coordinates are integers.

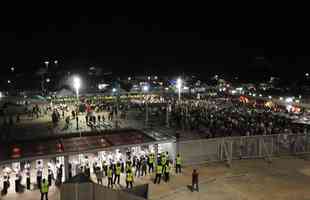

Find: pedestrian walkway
<box><xmin>3</xmin><ymin>157</ymin><xmax>310</xmax><ymax>200</ymax></box>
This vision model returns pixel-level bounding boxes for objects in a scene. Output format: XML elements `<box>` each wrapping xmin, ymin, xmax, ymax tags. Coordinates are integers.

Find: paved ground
<box><xmin>3</xmin><ymin>157</ymin><xmax>310</xmax><ymax>200</ymax></box>
<box><xmin>0</xmin><ymin>110</ymin><xmax>146</xmax><ymax>140</ymax></box>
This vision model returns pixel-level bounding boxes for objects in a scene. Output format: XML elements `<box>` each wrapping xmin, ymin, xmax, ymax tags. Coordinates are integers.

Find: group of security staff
<box><xmin>91</xmin><ymin>159</ymin><xmax>135</xmax><ymax>189</ymax></box>
<box><xmin>89</xmin><ymin>152</ymin><xmax>182</xmax><ymax>188</ymax></box>
<box><xmin>1</xmin><ymin>153</ymin><xmax>182</xmax><ymax>194</ymax></box>
<box><xmin>154</xmin><ymin>153</ymin><xmax>182</xmax><ymax>184</ymax></box>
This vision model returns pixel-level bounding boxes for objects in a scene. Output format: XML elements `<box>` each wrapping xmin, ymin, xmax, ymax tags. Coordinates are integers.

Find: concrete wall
<box><xmin>61</xmin><ymin>183</ymin><xmax>94</xmax><ymax>200</ymax></box>
<box><xmin>123</xmin><ymin>184</ymin><xmax>149</xmax><ymax>199</ymax></box>
<box><xmin>61</xmin><ymin>183</ymin><xmax>146</xmax><ymax>200</ymax></box>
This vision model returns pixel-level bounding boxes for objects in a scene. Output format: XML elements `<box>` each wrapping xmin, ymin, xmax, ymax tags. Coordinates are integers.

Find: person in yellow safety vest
<box><xmin>126</xmin><ymin>162</ymin><xmax>132</xmax><ymax>172</ymax></box>
<box><xmin>126</xmin><ymin>170</ymin><xmax>134</xmax><ymax>189</ymax></box>
<box><xmin>114</xmin><ymin>163</ymin><xmax>121</xmax><ymax>185</ymax></box>
<box><xmin>107</xmin><ymin>166</ymin><xmax>113</xmax><ymax>188</ymax></box>
<box><xmin>148</xmin><ymin>153</ymin><xmax>154</xmax><ymax>173</ymax></box>
<box><xmin>153</xmin><ymin>164</ymin><xmax>162</xmax><ymax>184</ymax></box>
<box><xmin>164</xmin><ymin>162</ymin><xmax>171</xmax><ymax>182</ymax></box>
<box><xmin>40</xmin><ymin>179</ymin><xmax>49</xmax><ymax>200</ymax></box>
<box><xmin>176</xmin><ymin>154</ymin><xmax>182</xmax><ymax>174</ymax></box>
<box><xmin>161</xmin><ymin>153</ymin><xmax>167</xmax><ymax>169</ymax></box>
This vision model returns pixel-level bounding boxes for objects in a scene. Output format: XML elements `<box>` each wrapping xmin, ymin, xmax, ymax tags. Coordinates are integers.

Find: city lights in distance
<box><xmin>285</xmin><ymin>97</ymin><xmax>293</xmax><ymax>103</ymax></box>
<box><xmin>98</xmin><ymin>84</ymin><xmax>109</xmax><ymax>90</ymax></box>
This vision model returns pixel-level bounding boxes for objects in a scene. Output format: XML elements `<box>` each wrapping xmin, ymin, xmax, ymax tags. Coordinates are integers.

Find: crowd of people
<box><xmin>168</xmin><ymin>97</ymin><xmax>309</xmax><ymax>138</ymax></box>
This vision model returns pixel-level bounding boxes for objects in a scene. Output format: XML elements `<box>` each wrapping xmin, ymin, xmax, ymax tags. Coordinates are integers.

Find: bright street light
<box><xmin>10</xmin><ymin>67</ymin><xmax>15</xmax><ymax>72</ymax></box>
<box><xmin>73</xmin><ymin>76</ymin><xmax>81</xmax><ymax>99</ymax></box>
<box><xmin>112</xmin><ymin>88</ymin><xmax>117</xmax><ymax>93</ymax></box>
<box><xmin>7</xmin><ymin>80</ymin><xmax>11</xmax><ymax>84</ymax></box>
<box><xmin>142</xmin><ymin>85</ymin><xmax>149</xmax><ymax>92</ymax></box>
<box><xmin>176</xmin><ymin>77</ymin><xmax>182</xmax><ymax>101</ymax></box>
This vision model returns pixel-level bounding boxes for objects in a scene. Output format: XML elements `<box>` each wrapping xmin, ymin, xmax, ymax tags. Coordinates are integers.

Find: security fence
<box><xmin>179</xmin><ymin>133</ymin><xmax>310</xmax><ymax>166</ymax></box>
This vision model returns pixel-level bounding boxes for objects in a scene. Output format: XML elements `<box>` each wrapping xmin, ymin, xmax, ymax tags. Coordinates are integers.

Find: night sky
<box><xmin>1</xmin><ymin>14</ymin><xmax>310</xmax><ymax>81</ymax></box>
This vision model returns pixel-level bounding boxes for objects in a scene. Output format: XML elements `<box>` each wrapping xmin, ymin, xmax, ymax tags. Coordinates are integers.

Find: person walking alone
<box><xmin>40</xmin><ymin>179</ymin><xmax>49</xmax><ymax>200</ymax></box>
<box><xmin>175</xmin><ymin>154</ymin><xmax>182</xmax><ymax>174</ymax></box>
<box><xmin>191</xmin><ymin>169</ymin><xmax>199</xmax><ymax>192</ymax></box>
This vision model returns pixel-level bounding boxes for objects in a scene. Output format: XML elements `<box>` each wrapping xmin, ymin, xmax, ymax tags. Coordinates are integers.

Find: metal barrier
<box><xmin>179</xmin><ymin>133</ymin><xmax>310</xmax><ymax>166</ymax></box>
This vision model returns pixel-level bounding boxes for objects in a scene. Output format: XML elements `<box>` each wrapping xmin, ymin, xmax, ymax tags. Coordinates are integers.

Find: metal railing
<box><xmin>179</xmin><ymin>133</ymin><xmax>310</xmax><ymax>166</ymax></box>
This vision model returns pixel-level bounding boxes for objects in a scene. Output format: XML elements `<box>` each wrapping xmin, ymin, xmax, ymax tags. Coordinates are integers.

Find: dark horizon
<box><xmin>1</xmin><ymin>15</ymin><xmax>310</xmax><ymax>81</ymax></box>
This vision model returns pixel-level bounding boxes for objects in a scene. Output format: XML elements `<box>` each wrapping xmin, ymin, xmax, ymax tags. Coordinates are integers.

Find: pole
<box><xmin>145</xmin><ymin>102</ymin><xmax>149</xmax><ymax>127</ymax></box>
<box><xmin>41</xmin><ymin>76</ymin><xmax>44</xmax><ymax>95</ymax></box>
<box><xmin>76</xmin><ymin>89</ymin><xmax>79</xmax><ymax>100</ymax></box>
<box><xmin>76</xmin><ymin>89</ymin><xmax>79</xmax><ymax>130</ymax></box>
<box><xmin>154</xmin><ymin>143</ymin><xmax>158</xmax><ymax>169</ymax></box>
<box><xmin>166</xmin><ymin>102</ymin><xmax>169</xmax><ymax>128</ymax></box>
<box><xmin>178</xmin><ymin>87</ymin><xmax>181</xmax><ymax>101</ymax></box>
<box><xmin>76</xmin><ymin>116</ymin><xmax>79</xmax><ymax>130</ymax></box>
<box><xmin>64</xmin><ymin>155</ymin><xmax>69</xmax><ymax>181</ymax></box>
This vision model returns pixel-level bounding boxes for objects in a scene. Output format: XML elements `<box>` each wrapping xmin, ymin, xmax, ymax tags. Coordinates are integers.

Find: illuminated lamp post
<box><xmin>176</xmin><ymin>78</ymin><xmax>182</xmax><ymax>102</ymax></box>
<box><xmin>143</xmin><ymin>85</ymin><xmax>149</xmax><ymax>126</ymax></box>
<box><xmin>73</xmin><ymin>76</ymin><xmax>81</xmax><ymax>130</ymax></box>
